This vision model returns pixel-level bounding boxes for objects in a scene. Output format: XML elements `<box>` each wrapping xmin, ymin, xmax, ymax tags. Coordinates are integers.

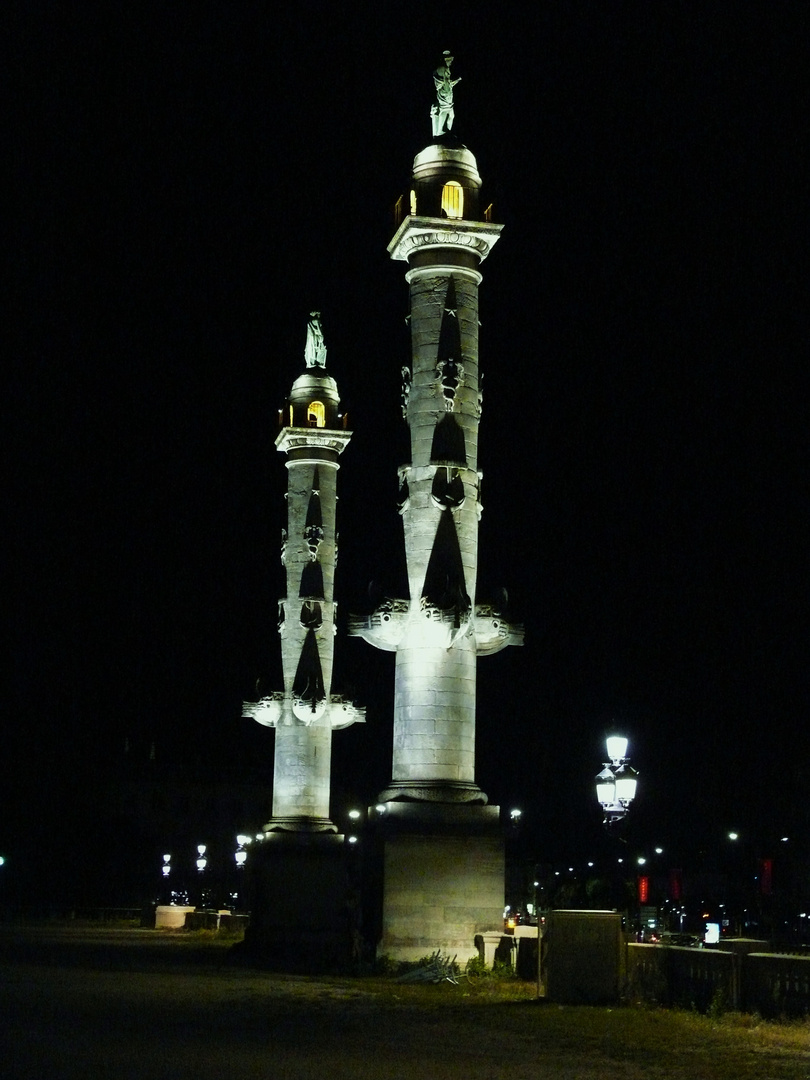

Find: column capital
<box><xmin>276</xmin><ymin>427</ymin><xmax>353</xmax><ymax>457</ymax></box>
<box><xmin>388</xmin><ymin>215</ymin><xmax>503</xmax><ymax>264</ymax></box>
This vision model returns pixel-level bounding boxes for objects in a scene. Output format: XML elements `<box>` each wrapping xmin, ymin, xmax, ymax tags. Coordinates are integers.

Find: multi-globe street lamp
<box><xmin>235</xmin><ymin>835</ymin><xmax>252</xmax><ymax>869</ymax></box>
<box><xmin>595</xmin><ymin>735</ymin><xmax>638</xmax><ymax>826</ymax></box>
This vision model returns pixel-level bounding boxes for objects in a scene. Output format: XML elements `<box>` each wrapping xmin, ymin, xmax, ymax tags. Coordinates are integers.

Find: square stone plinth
<box><xmin>243</xmin><ymin>832</ymin><xmax>358</xmax><ymax>970</ymax></box>
<box><xmin>377</xmin><ymin>807</ymin><xmax>504</xmax><ymax>962</ymax></box>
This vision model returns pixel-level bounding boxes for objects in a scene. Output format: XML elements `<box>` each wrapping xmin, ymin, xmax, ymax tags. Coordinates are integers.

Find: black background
<box><xmin>7</xmin><ymin>3</ymin><xmax>808</xmax><ymax>889</ymax></box>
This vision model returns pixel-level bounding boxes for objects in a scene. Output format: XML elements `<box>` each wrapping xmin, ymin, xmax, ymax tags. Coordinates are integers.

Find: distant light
<box><xmin>348</xmin><ymin>810</ymin><xmax>361</xmax><ymax>820</ymax></box>
<box><xmin>162</xmin><ymin>854</ymin><xmax>171</xmax><ymax>864</ymax></box>
<box><xmin>510</xmin><ymin>809</ymin><xmax>522</xmax><ymax>820</ymax></box>
<box><xmin>236</xmin><ymin>835</ymin><xmax>252</xmax><ymax>847</ymax></box>
<box><xmin>617</xmin><ymin>858</ymin><xmax>624</xmax><ymax>864</ymax></box>
<box><xmin>555</xmin><ymin>871</ymin><xmax>560</xmax><ymax>877</ymax></box>
<box><xmin>234</xmin><ymin>850</ymin><xmax>247</xmax><ymax>866</ymax></box>
<box><xmin>781</xmin><ymin>837</ymin><xmax>789</xmax><ymax>843</ymax></box>
<box><xmin>255</xmin><ymin>833</ymin><xmax>264</xmax><ymax>841</ymax></box>
<box><xmin>0</xmin><ymin>856</ymin><xmax>5</xmax><ymax>866</ymax></box>
<box><xmin>347</xmin><ymin>836</ymin><xmax>358</xmax><ymax>844</ymax></box>
<box><xmin>655</xmin><ymin>847</ymin><xmax>663</xmax><ymax>855</ymax></box>
<box><xmin>728</xmin><ymin>832</ymin><xmax>739</xmax><ymax>841</ymax></box>
<box><xmin>197</xmin><ymin>844</ymin><xmax>207</xmax><ymax>856</ymax></box>
<box><xmin>587</xmin><ymin>861</ymin><xmax>594</xmax><ymax>868</ymax></box>
<box><xmin>637</xmin><ymin>857</ymin><xmax>646</xmax><ymax>866</ymax></box>
<box><xmin>568</xmin><ymin>867</ymin><xmax>574</xmax><ymax>873</ymax></box>
<box><xmin>533</xmin><ymin>881</ymin><xmax>539</xmax><ymax>888</ymax></box>
<box><xmin>375</xmin><ymin>804</ymin><xmax>387</xmax><ymax>814</ymax></box>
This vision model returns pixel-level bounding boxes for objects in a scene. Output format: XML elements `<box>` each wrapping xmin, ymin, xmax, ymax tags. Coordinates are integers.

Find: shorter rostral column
<box><xmin>242</xmin><ymin>314</ymin><xmax>364</xmax><ymax>965</ymax></box>
<box><xmin>351</xmin><ymin>56</ymin><xmax>523</xmax><ymax>962</ymax></box>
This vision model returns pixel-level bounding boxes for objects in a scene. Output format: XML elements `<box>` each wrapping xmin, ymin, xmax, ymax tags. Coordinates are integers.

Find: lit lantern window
<box><xmin>410</xmin><ymin>189</ymin><xmax>417</xmax><ymax>215</ymax></box>
<box><xmin>441</xmin><ymin>181</ymin><xmax>463</xmax><ymax>219</ymax></box>
<box><xmin>307</xmin><ymin>401</ymin><xmax>325</xmax><ymax>427</ymax></box>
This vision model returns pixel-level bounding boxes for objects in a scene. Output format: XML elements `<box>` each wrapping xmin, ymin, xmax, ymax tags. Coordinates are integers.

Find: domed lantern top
<box><xmin>404</xmin><ymin>53</ymin><xmax>487</xmax><ymax>224</ymax></box>
<box><xmin>410</xmin><ymin>140</ymin><xmax>482</xmax><ymax>222</ymax></box>
<box><xmin>282</xmin><ymin>313</ymin><xmax>346</xmax><ymax>432</ymax></box>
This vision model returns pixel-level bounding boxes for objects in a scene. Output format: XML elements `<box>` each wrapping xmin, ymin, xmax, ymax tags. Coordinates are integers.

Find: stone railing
<box><xmin>626</xmin><ymin>942</ymin><xmax>810</xmax><ymax>1017</ymax></box>
<box><xmin>741</xmin><ymin>952</ymin><xmax>810</xmax><ymax>1018</ymax></box>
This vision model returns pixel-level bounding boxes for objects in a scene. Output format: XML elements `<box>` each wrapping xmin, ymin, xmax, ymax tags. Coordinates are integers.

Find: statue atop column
<box><xmin>305</xmin><ymin>312</ymin><xmax>327</xmax><ymax>368</ymax></box>
<box><xmin>430</xmin><ymin>51</ymin><xmax>461</xmax><ymax>138</ymax></box>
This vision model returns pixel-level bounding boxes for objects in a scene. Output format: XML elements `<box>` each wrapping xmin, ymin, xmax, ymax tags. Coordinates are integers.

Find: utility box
<box><xmin>545</xmin><ymin>910</ymin><xmax>623</xmax><ymax>1004</ymax></box>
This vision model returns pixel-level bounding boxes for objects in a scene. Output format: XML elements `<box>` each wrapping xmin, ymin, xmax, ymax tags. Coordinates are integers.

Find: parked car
<box><xmin>659</xmin><ymin>931</ymin><xmax>703</xmax><ymax>947</ymax></box>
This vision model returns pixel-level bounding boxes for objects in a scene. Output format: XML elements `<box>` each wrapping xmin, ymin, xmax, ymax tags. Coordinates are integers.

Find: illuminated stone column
<box><xmin>353</xmin><ymin>141</ymin><xmax>522</xmax><ymax>806</ymax></box>
<box><xmin>350</xmin><ymin>71</ymin><xmax>523</xmax><ymax>960</ymax></box>
<box><xmin>243</xmin><ymin>316</ymin><xmax>363</xmax><ymax>832</ymax></box>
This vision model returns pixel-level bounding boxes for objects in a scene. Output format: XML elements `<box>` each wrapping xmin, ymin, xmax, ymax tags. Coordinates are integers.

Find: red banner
<box><xmin>668</xmin><ymin>869</ymin><xmax>682</xmax><ymax>901</ymax></box>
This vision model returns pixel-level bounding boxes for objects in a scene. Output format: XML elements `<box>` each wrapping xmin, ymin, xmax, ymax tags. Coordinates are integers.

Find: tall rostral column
<box><xmin>242</xmin><ymin>315</ymin><xmax>364</xmax><ymax>966</ymax></box>
<box><xmin>351</xmin><ymin>56</ymin><xmax>523</xmax><ymax>961</ymax></box>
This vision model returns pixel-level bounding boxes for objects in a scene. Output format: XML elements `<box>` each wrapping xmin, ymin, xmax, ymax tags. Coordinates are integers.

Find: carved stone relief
<box><xmin>303</xmin><ymin>523</ymin><xmax>324</xmax><ymax>561</ymax></box>
<box><xmin>401</xmin><ymin>365</ymin><xmax>411</xmax><ymax>418</ymax></box>
<box><xmin>397</xmin><ymin>467</ymin><xmax>411</xmax><ymax>514</ymax></box>
<box><xmin>300</xmin><ymin>600</ymin><xmax>323</xmax><ymax>629</ymax></box>
<box><xmin>431</xmin><ymin>465</ymin><xmax>465</xmax><ymax>509</ymax></box>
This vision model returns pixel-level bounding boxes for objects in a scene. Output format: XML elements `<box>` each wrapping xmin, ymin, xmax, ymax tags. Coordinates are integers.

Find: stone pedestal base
<box><xmin>242</xmin><ymin>831</ymin><xmax>357</xmax><ymax>970</ymax></box>
<box><xmin>374</xmin><ymin>802</ymin><xmax>504</xmax><ymax>963</ymax></box>
<box><xmin>475</xmin><ymin>930</ymin><xmax>506</xmax><ymax>967</ymax></box>
<box><xmin>155</xmin><ymin>904</ymin><xmax>194</xmax><ymax>929</ymax></box>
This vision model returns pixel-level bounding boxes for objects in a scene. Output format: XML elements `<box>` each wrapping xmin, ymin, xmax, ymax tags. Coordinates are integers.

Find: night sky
<box><xmin>8</xmin><ymin>4</ymin><xmax>808</xmax><ymax>879</ymax></box>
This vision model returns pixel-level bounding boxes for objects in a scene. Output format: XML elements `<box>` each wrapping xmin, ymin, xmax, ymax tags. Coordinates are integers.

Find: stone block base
<box><xmin>242</xmin><ymin>832</ymin><xmax>358</xmax><ymax>970</ymax></box>
<box><xmin>545</xmin><ymin>910</ymin><xmax>623</xmax><ymax>1004</ymax></box>
<box><xmin>155</xmin><ymin>904</ymin><xmax>194</xmax><ymax>929</ymax></box>
<box><xmin>375</xmin><ymin>803</ymin><xmax>504</xmax><ymax>962</ymax></box>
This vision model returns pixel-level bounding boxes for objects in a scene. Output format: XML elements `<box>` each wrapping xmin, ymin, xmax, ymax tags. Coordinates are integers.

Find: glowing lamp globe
<box><xmin>595</xmin><ymin>767</ymin><xmax>616</xmax><ymax>806</ymax></box>
<box><xmin>614</xmin><ymin>764</ymin><xmax>638</xmax><ymax>804</ymax></box>
<box><xmin>606</xmin><ymin>736</ymin><xmax>628</xmax><ymax>763</ymax></box>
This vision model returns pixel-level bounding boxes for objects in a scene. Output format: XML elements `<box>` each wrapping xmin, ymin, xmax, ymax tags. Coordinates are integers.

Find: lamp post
<box><xmin>595</xmin><ymin>735</ymin><xmax>638</xmax><ymax>827</ymax></box>
<box><xmin>195</xmin><ymin>844</ymin><xmax>209</xmax><ymax>909</ymax></box>
<box><xmin>231</xmin><ymin>836</ymin><xmax>251</xmax><ymax>912</ymax></box>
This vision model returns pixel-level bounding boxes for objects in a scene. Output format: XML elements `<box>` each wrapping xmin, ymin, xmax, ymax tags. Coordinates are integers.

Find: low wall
<box><xmin>626</xmin><ymin>943</ymin><xmax>810</xmax><ymax>1017</ymax></box>
<box><xmin>741</xmin><ymin>952</ymin><xmax>810</xmax><ymax>1018</ymax></box>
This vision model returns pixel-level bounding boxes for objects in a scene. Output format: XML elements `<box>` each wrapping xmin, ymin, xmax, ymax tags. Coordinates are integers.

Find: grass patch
<box><xmin>346</xmin><ymin>976</ymin><xmax>810</xmax><ymax>1077</ymax></box>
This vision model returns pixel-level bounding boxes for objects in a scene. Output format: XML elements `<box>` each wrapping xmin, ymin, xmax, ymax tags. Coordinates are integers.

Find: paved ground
<box><xmin>1</xmin><ymin>925</ymin><xmax>808</xmax><ymax>1079</ymax></box>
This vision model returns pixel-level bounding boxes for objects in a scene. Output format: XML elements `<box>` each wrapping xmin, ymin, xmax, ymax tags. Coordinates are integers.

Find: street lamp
<box><xmin>234</xmin><ymin>835</ymin><xmax>251</xmax><ymax>868</ymax></box>
<box><xmin>595</xmin><ymin>735</ymin><xmax>638</xmax><ymax>825</ymax></box>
